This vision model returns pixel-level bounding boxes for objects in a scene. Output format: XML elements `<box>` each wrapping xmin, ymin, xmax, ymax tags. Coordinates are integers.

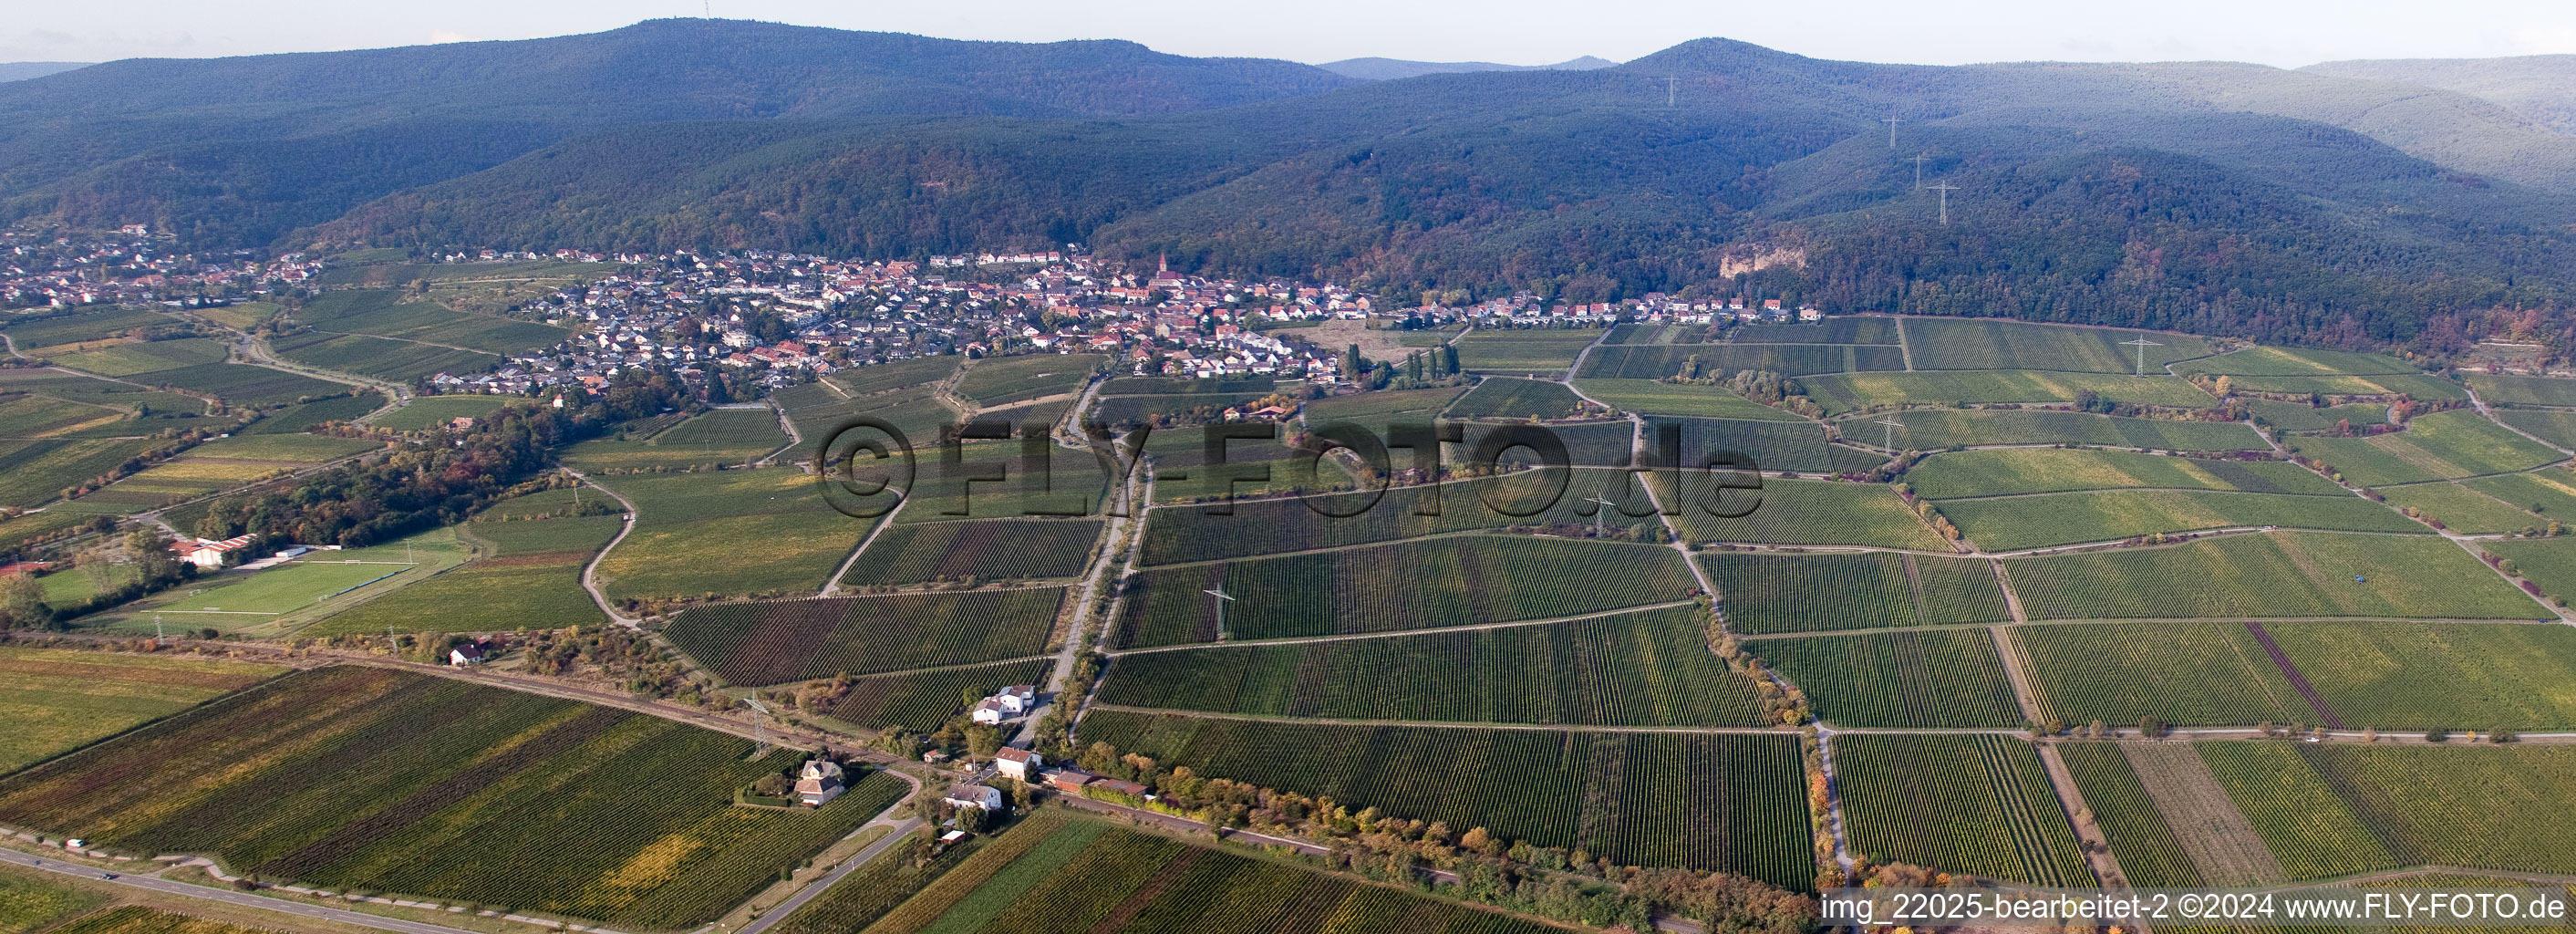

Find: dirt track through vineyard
<box><xmin>2120</xmin><ymin>742</ymin><xmax>2285</xmax><ymax>886</ymax></box>
<box><xmin>2242</xmin><ymin>621</ymin><xmax>2344</xmax><ymax>728</ymax></box>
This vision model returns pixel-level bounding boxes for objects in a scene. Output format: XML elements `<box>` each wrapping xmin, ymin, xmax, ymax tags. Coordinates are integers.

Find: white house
<box><xmin>795</xmin><ymin>760</ymin><xmax>846</xmax><ymax>805</ymax></box>
<box><xmin>969</xmin><ymin>685</ymin><xmax>1040</xmax><ymax>724</ymax></box>
<box><xmin>995</xmin><ymin>748</ymin><xmax>1041</xmax><ymax>782</ymax></box>
<box><xmin>942</xmin><ymin>784</ymin><xmax>1005</xmax><ymax>813</ymax></box>
<box><xmin>448</xmin><ymin>643</ymin><xmax>485</xmax><ymax>667</ymax></box>
<box><xmin>170</xmin><ymin>534</ymin><xmax>258</xmax><ymax>569</ymax></box>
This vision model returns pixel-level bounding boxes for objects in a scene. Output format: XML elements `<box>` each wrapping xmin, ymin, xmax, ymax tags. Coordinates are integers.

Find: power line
<box><xmin>2120</xmin><ymin>337</ymin><xmax>2164</xmax><ymax>377</ymax></box>
<box><xmin>1911</xmin><ymin>152</ymin><xmax>1930</xmax><ymax>189</ymax></box>
<box><xmin>1205</xmin><ymin>587</ymin><xmax>1236</xmax><ymax>641</ymax></box>
<box><xmin>1882</xmin><ymin>116</ymin><xmax>1904</xmax><ymax>149</ymax></box>
<box><xmin>1928</xmin><ymin>181</ymin><xmax>1960</xmax><ymax>224</ymax></box>
<box><xmin>1874</xmin><ymin>417</ymin><xmax>1905</xmax><ymax>453</ymax></box>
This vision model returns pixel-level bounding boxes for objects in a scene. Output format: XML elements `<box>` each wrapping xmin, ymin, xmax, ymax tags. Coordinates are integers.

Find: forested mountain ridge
<box><xmin>2303</xmin><ymin>54</ymin><xmax>2576</xmax><ymax>136</ymax></box>
<box><xmin>11</xmin><ymin>20</ymin><xmax>2576</xmax><ymax>347</ymax></box>
<box><xmin>0</xmin><ymin>18</ymin><xmax>1355</xmax><ymax>245</ymax></box>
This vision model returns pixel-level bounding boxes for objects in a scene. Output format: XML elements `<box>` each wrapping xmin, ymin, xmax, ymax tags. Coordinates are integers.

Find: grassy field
<box><xmin>1660</xmin><ymin>476</ymin><xmax>1950</xmax><ymax>549</ymax></box>
<box><xmin>1135</xmin><ymin>469</ymin><xmax>1660</xmax><ymax>564</ymax></box>
<box><xmin>1901</xmin><ymin>318</ymin><xmax>2216</xmax><ymax>373</ymax></box>
<box><xmin>1871</xmin><ymin>409</ymin><xmax>2264</xmax><ymax>451</ymax></box>
<box><xmin>843</xmin><ymin>810</ymin><xmax>1564</xmax><ymax>934</ymax></box>
<box><xmin>1112</xmin><ymin>535</ymin><xmax>1694</xmax><ymax>648</ymax></box>
<box><xmin>1075</xmin><ymin>711</ymin><xmax>1812</xmax><ymax>885</ymax></box>
<box><xmin>1702</xmin><ymin>552</ymin><xmax>2008</xmax><ymax>633</ymax></box>
<box><xmin>1833</xmin><ymin>733</ymin><xmax>2093</xmax><ymax>887</ymax></box>
<box><xmin>663</xmin><ymin>587</ymin><xmax>1063</xmax><ymax>685</ymax></box>
<box><xmin>0</xmin><ymin>667</ymin><xmax>896</xmax><ymax>928</ymax></box>
<box><xmin>821</xmin><ymin>659</ymin><xmax>1055</xmax><ymax>732</ymax></box>
<box><xmin>1758</xmin><ymin>629</ymin><xmax>2023</xmax><ymax>728</ymax></box>
<box><xmin>2265</xmin><ymin>620</ymin><xmax>2576</xmax><ymax>731</ymax></box>
<box><xmin>1577</xmin><ymin>343</ymin><xmax>1904</xmax><ymax>379</ymax></box>
<box><xmin>304</xmin><ymin>515</ymin><xmax>625</xmax><ymax>636</ymax></box>
<box><xmin>2219</xmin><ymin>372</ymin><xmax>2466</xmax><ymax>400</ymax></box>
<box><xmin>953</xmin><ymin>353</ymin><xmax>1104</xmax><ymax>408</ymax></box>
<box><xmin>1450</xmin><ymin>327</ymin><xmax>1601</xmax><ymax>374</ymax></box>
<box><xmin>2248</xmin><ymin>400</ymin><xmax>2391</xmax><ymax>433</ymax></box>
<box><xmin>561</xmin><ymin>409</ymin><xmax>788</xmax><ymax>471</ymax></box>
<box><xmin>1097</xmin><ymin>606</ymin><xmax>1770</xmax><ymax>726</ymax></box>
<box><xmin>2002</xmin><ymin>532</ymin><xmax>2538</xmax><ymax>620</ymax></box>
<box><xmin>592</xmin><ymin>467</ymin><xmax>873</xmax><ymax>602</ymax></box>
<box><xmin>2378</xmin><ymin>481</ymin><xmax>2545</xmax><ymax>533</ymax></box>
<box><xmin>1938</xmin><ymin>488</ymin><xmax>2427</xmax><ymax>551</ymax></box>
<box><xmin>2280</xmin><ymin>410</ymin><xmax>2562</xmax><ymax>486</ymax></box>
<box><xmin>47</xmin><ymin>337</ymin><xmax>230</xmax><ymax>377</ymax></box>
<box><xmin>1909</xmin><ymin>449</ymin><xmax>2344</xmax><ymax>498</ymax></box>
<box><xmin>367</xmin><ymin>395</ymin><xmax>522</xmax><ymax>431</ymax></box>
<box><xmin>836</xmin><ymin>518</ymin><xmax>1100</xmax><ymax>586</ymax></box>
<box><xmin>1570</xmin><ymin>379</ymin><xmax>1806</xmax><ymax>420</ymax></box>
<box><xmin>1298</xmin><ymin>385</ymin><xmax>1465</xmax><ymax>425</ymax></box>
<box><xmin>2177</xmin><ymin>346</ymin><xmax>2418</xmax><ymax>377</ymax></box>
<box><xmin>2465</xmin><ymin>372</ymin><xmax>2576</xmax><ymax>407</ymax></box>
<box><xmin>1795</xmin><ymin>371</ymin><xmax>2216</xmax><ymax>416</ymax></box>
<box><xmin>2013</xmin><ymin>622</ymin><xmax>2304</xmax><ymax>727</ymax></box>
<box><xmin>0</xmin><ymin>647</ymin><xmax>282</xmax><ymax>772</ymax></box>
<box><xmin>1445</xmin><ymin>377</ymin><xmax>1584</xmax><ymax>420</ymax></box>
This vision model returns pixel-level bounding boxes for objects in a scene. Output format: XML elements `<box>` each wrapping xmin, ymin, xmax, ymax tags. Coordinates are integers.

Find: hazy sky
<box><xmin>7</xmin><ymin>0</ymin><xmax>2575</xmax><ymax>68</ymax></box>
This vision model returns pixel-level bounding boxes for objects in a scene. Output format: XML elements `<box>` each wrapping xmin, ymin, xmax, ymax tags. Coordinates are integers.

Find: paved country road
<box><xmin>0</xmin><ymin>847</ymin><xmax>485</xmax><ymax>934</ymax></box>
<box><xmin>734</xmin><ymin>817</ymin><xmax>925</xmax><ymax>934</ymax></box>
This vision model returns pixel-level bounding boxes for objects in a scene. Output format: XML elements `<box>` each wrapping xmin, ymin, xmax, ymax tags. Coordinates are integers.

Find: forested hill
<box><xmin>13</xmin><ymin>21</ymin><xmax>2576</xmax><ymax>347</ymax></box>
<box><xmin>0</xmin><ymin>18</ymin><xmax>1354</xmax><ymax>245</ymax></box>
<box><xmin>2302</xmin><ymin>55</ymin><xmax>2576</xmax><ymax>136</ymax></box>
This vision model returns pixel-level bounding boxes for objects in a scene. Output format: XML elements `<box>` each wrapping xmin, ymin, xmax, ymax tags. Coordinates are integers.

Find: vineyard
<box><xmin>1112</xmin><ymin>536</ymin><xmax>1694</xmax><ymax>648</ymax></box>
<box><xmin>836</xmin><ymin>518</ymin><xmax>1102</xmax><ymax>586</ymax></box>
<box><xmin>1755</xmin><ymin>630</ymin><xmax>2023</xmax><ymax>728</ymax></box>
<box><xmin>2002</xmin><ymin>533</ymin><xmax>2539</xmax><ymax>620</ymax></box>
<box><xmin>2466</xmin><ymin>372</ymin><xmax>2576</xmax><ymax>407</ymax></box>
<box><xmin>2284</xmin><ymin>744</ymin><xmax>2576</xmax><ymax>876</ymax></box>
<box><xmin>2176</xmin><ymin>346</ymin><xmax>2417</xmax><ymax>377</ymax></box>
<box><xmin>663</xmin><ymin>587</ymin><xmax>1064</xmax><ymax>685</ymax></box>
<box><xmin>1907</xmin><ymin>449</ymin><xmax>2343</xmax><ymax>499</ymax></box>
<box><xmin>1638</xmin><ymin>416</ymin><xmax>1835</xmax><ymax>473</ymax></box>
<box><xmin>2012</xmin><ymin>622</ymin><xmax>2302</xmax><ymax>727</ymax></box>
<box><xmin>2496</xmin><ymin>410</ymin><xmax>2576</xmax><ymax>449</ymax></box>
<box><xmin>1569</xmin><ymin>379</ymin><xmax>1810</xmax><ymax>420</ymax></box>
<box><xmin>1834</xmin><ymin>734</ymin><xmax>2092</xmax><ymax>887</ymax></box>
<box><xmin>1575</xmin><ymin>343</ymin><xmax>1903</xmax><ymax>379</ymax></box>
<box><xmin>1729</xmin><ymin>317</ymin><xmax>1898</xmax><ymax>344</ymax></box>
<box><xmin>1939</xmin><ymin>488</ymin><xmax>2427</xmax><ymax>551</ymax></box>
<box><xmin>1445</xmin><ymin>378</ymin><xmax>1584</xmax><ymax>420</ymax></box>
<box><xmin>1870</xmin><ymin>409</ymin><xmax>2264</xmax><ymax>451</ymax></box>
<box><xmin>558</xmin><ymin>409</ymin><xmax>789</xmax><ymax>471</ymax></box>
<box><xmin>2245</xmin><ymin>400</ymin><xmax>2391</xmax><ymax>433</ymax></box>
<box><xmin>1073</xmin><ymin>710</ymin><xmax>1813</xmax><ymax>886</ymax></box>
<box><xmin>591</xmin><ymin>467</ymin><xmax>871</xmax><ymax>601</ymax></box>
<box><xmin>2196</xmin><ymin>742</ymin><xmax>2401</xmax><ymax>879</ymax></box>
<box><xmin>0</xmin><ymin>645</ymin><xmax>284</xmax><ymax>771</ymax></box>
<box><xmin>2280</xmin><ymin>410</ymin><xmax>2563</xmax><ymax>487</ymax></box>
<box><xmin>1658</xmin><ymin>476</ymin><xmax>1948</xmax><ymax>550</ymax></box>
<box><xmin>47</xmin><ymin>908</ymin><xmax>278</xmax><ymax>934</ymax></box>
<box><xmin>1449</xmin><ymin>328</ymin><xmax>1602</xmax><ymax>374</ymax></box>
<box><xmin>1702</xmin><ymin>551</ymin><xmax>2008</xmax><ymax>633</ymax></box>
<box><xmin>1900</xmin><ymin>318</ymin><xmax>2217</xmax><ymax>373</ymax></box>
<box><xmin>2261</xmin><ymin>621</ymin><xmax>2576</xmax><ymax>731</ymax></box>
<box><xmin>0</xmin><ymin>668</ymin><xmax>897</xmax><ymax>928</ymax></box>
<box><xmin>954</xmin><ymin>353</ymin><xmax>1105</xmax><ymax>407</ymax></box>
<box><xmin>2053</xmin><ymin>742</ymin><xmax>2206</xmax><ymax>887</ymax></box>
<box><xmin>2377</xmin><ymin>482</ymin><xmax>2544</xmax><ymax>534</ymax></box>
<box><xmin>1793</xmin><ymin>371</ymin><xmax>2216</xmax><ymax>417</ymax></box>
<box><xmin>765</xmin><ymin>830</ymin><xmax>979</xmax><ymax>934</ymax></box>
<box><xmin>1136</xmin><ymin>472</ymin><xmax>1660</xmax><ymax>564</ymax></box>
<box><xmin>824</xmin><ymin>659</ymin><xmax>1056</xmax><ymax>732</ymax></box>
<box><xmin>0</xmin><ymin>857</ymin><xmax>98</xmax><ymax>931</ymax></box>
<box><xmin>1096</xmin><ymin>606</ymin><xmax>1771</xmax><ymax>726</ymax></box>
